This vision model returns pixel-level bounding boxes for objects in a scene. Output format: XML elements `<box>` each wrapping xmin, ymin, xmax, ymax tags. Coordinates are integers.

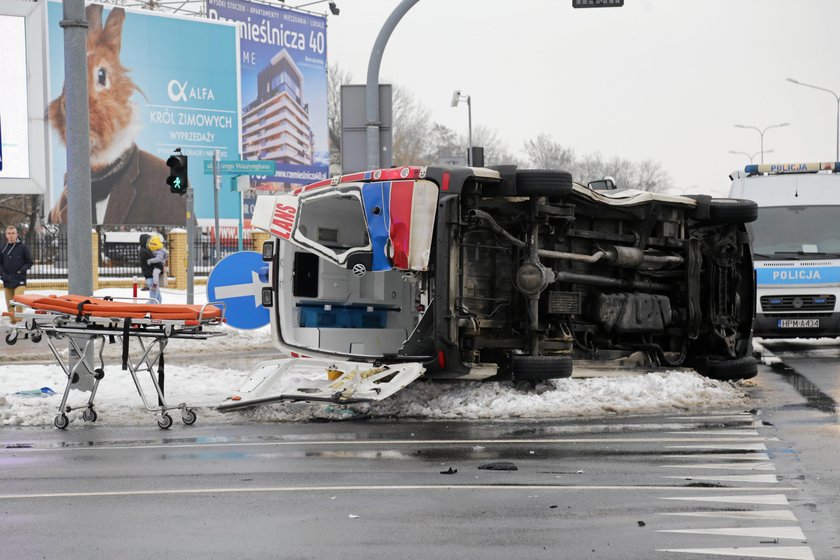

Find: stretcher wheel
<box><xmin>5</xmin><ymin>331</ymin><xmax>18</xmax><ymax>345</ymax></box>
<box><xmin>181</xmin><ymin>409</ymin><xmax>197</xmax><ymax>426</ymax></box>
<box><xmin>83</xmin><ymin>409</ymin><xmax>98</xmax><ymax>423</ymax></box>
<box><xmin>30</xmin><ymin>332</ymin><xmax>42</xmax><ymax>343</ymax></box>
<box><xmin>164</xmin><ymin>325</ymin><xmax>174</xmax><ymax>337</ymax></box>
<box><xmin>54</xmin><ymin>414</ymin><xmax>69</xmax><ymax>430</ymax></box>
<box><xmin>93</xmin><ymin>368</ymin><xmax>105</xmax><ymax>380</ymax></box>
<box><xmin>157</xmin><ymin>414</ymin><xmax>173</xmax><ymax>430</ymax></box>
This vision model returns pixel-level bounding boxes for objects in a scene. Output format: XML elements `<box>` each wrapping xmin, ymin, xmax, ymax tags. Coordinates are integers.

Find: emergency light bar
<box><xmin>745</xmin><ymin>162</ymin><xmax>840</xmax><ymax>175</ymax></box>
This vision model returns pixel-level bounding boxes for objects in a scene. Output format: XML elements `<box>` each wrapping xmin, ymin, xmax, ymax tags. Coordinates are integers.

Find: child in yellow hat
<box><xmin>146</xmin><ymin>235</ymin><xmax>168</xmax><ymax>303</ymax></box>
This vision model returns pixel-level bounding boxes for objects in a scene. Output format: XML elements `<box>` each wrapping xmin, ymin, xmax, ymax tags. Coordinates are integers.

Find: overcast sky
<box><xmin>323</xmin><ymin>0</ymin><xmax>840</xmax><ymax>196</ymax></box>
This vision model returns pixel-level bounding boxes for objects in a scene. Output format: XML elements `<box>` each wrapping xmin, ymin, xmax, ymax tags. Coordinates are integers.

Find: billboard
<box><xmin>46</xmin><ymin>1</ymin><xmax>241</xmax><ymax>225</ymax></box>
<box><xmin>0</xmin><ymin>1</ymin><xmax>48</xmax><ymax>194</ymax></box>
<box><xmin>206</xmin><ymin>0</ymin><xmax>329</xmax><ymax>223</ymax></box>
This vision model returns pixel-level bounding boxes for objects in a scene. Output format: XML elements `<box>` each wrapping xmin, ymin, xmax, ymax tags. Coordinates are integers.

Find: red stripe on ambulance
<box><xmin>389</xmin><ymin>180</ymin><xmax>414</xmax><ymax>270</ymax></box>
<box><xmin>270</xmin><ymin>203</ymin><xmax>297</xmax><ymax>240</ymax></box>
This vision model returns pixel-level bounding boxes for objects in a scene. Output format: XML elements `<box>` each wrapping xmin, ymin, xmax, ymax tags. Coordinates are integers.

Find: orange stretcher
<box><xmin>4</xmin><ymin>294</ymin><xmax>226</xmax><ymax>430</ymax></box>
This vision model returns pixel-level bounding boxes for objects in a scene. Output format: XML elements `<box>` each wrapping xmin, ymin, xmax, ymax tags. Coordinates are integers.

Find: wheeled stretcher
<box><xmin>4</xmin><ymin>294</ymin><xmax>225</xmax><ymax>429</ymax></box>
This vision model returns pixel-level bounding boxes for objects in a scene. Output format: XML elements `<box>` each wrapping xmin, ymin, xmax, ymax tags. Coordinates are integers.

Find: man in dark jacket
<box><xmin>1</xmin><ymin>225</ymin><xmax>33</xmax><ymax>324</ymax></box>
<box><xmin>138</xmin><ymin>233</ymin><xmax>155</xmax><ymax>297</ymax></box>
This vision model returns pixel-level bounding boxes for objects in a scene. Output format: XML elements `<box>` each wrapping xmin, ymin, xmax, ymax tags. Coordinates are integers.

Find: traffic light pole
<box><xmin>186</xmin><ymin>184</ymin><xmax>195</xmax><ymax>305</ymax></box>
<box><xmin>61</xmin><ymin>0</ymin><xmax>93</xmax><ymax>296</ymax></box>
<box><xmin>213</xmin><ymin>150</ymin><xmax>221</xmax><ymax>265</ymax></box>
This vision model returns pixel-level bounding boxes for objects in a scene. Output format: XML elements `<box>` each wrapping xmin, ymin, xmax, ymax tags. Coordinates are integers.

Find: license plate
<box><xmin>777</xmin><ymin>319</ymin><xmax>820</xmax><ymax>328</ymax></box>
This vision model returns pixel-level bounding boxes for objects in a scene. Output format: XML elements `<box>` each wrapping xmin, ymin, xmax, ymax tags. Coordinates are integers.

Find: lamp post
<box><xmin>733</xmin><ymin>122</ymin><xmax>789</xmax><ymax>164</ymax></box>
<box><xmin>451</xmin><ymin>90</ymin><xmax>472</xmax><ymax>165</ymax></box>
<box><xmin>292</xmin><ymin>0</ymin><xmax>340</xmax><ymax>14</ymax></box>
<box><xmin>729</xmin><ymin>149</ymin><xmax>774</xmax><ymax>164</ymax></box>
<box><xmin>786</xmin><ymin>78</ymin><xmax>840</xmax><ymax>161</ymax></box>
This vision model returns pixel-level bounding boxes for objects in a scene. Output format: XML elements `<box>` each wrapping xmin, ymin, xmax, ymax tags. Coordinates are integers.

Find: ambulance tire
<box><xmin>511</xmin><ymin>355</ymin><xmax>573</xmax><ymax>382</ymax></box>
<box><xmin>701</xmin><ymin>356</ymin><xmax>758</xmax><ymax>382</ymax></box>
<box><xmin>689</xmin><ymin>196</ymin><xmax>758</xmax><ymax>223</ymax></box>
<box><xmin>515</xmin><ymin>170</ymin><xmax>574</xmax><ymax>198</ymax></box>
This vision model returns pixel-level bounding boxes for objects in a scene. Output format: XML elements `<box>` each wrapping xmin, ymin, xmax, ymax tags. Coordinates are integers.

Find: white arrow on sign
<box><xmin>214</xmin><ymin>270</ymin><xmax>267</xmax><ymax>308</ymax></box>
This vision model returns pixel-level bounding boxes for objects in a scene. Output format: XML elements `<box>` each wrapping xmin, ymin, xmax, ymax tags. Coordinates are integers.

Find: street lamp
<box><xmin>728</xmin><ymin>149</ymin><xmax>774</xmax><ymax>164</ymax></box>
<box><xmin>787</xmin><ymin>78</ymin><xmax>840</xmax><ymax>161</ymax></box>
<box><xmin>733</xmin><ymin>122</ymin><xmax>789</xmax><ymax>164</ymax></box>
<box><xmin>450</xmin><ymin>90</ymin><xmax>472</xmax><ymax>166</ymax></box>
<box><xmin>292</xmin><ymin>0</ymin><xmax>340</xmax><ymax>15</ymax></box>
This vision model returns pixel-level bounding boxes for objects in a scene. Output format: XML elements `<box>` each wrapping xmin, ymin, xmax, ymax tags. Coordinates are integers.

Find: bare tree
<box><xmin>0</xmin><ymin>194</ymin><xmax>42</xmax><ymax>246</ymax></box>
<box><xmin>630</xmin><ymin>158</ymin><xmax>674</xmax><ymax>193</ymax></box>
<box><xmin>422</xmin><ymin>124</ymin><xmax>462</xmax><ymax>164</ymax></box>
<box><xmin>325</xmin><ymin>64</ymin><xmax>532</xmax><ymax>171</ymax></box>
<box><xmin>520</xmin><ymin>131</ymin><xmax>674</xmax><ymax>191</ymax></box>
<box><xmin>523</xmin><ymin>133</ymin><xmax>575</xmax><ymax>170</ymax></box>
<box><xmin>471</xmin><ymin>125</ymin><xmax>523</xmax><ymax>167</ymax></box>
<box><xmin>391</xmin><ymin>84</ymin><xmax>433</xmax><ymax>166</ymax></box>
<box><xmin>327</xmin><ymin>63</ymin><xmax>353</xmax><ymax>173</ymax></box>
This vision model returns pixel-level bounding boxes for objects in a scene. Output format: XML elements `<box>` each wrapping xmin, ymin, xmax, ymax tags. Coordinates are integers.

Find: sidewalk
<box><xmin>1</xmin><ymin>326</ymin><xmax>54</xmax><ymax>363</ymax></box>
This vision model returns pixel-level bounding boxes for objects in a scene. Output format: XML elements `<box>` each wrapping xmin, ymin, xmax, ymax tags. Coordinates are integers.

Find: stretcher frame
<box><xmin>4</xmin><ymin>298</ymin><xmax>226</xmax><ymax>429</ymax></box>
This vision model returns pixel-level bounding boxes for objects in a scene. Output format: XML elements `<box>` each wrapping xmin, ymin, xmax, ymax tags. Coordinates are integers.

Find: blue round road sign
<box><xmin>207</xmin><ymin>251</ymin><xmax>270</xmax><ymax>330</ymax></box>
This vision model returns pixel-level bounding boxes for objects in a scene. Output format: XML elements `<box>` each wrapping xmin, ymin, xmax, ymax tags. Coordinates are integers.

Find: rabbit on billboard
<box><xmin>48</xmin><ymin>4</ymin><xmax>186</xmax><ymax>226</ymax></box>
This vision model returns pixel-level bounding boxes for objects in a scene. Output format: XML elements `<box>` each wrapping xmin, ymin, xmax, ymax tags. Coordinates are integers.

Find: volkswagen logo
<box><xmin>352</xmin><ymin>263</ymin><xmax>367</xmax><ymax>277</ymax></box>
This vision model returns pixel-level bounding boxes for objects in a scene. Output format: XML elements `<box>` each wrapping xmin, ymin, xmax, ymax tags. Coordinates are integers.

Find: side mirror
<box><xmin>261</xmin><ymin>240</ymin><xmax>274</xmax><ymax>261</ymax></box>
<box><xmin>587</xmin><ymin>178</ymin><xmax>616</xmax><ymax>191</ymax></box>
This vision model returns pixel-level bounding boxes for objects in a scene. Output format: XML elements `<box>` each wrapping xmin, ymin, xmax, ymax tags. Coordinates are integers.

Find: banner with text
<box><xmin>46</xmin><ymin>1</ymin><xmax>241</xmax><ymax>224</ymax></box>
<box><xmin>206</xmin><ymin>0</ymin><xmax>329</xmax><ymax>225</ymax></box>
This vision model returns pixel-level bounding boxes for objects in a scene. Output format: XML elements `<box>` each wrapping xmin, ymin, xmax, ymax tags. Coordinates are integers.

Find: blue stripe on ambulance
<box><xmin>362</xmin><ymin>182</ymin><xmax>393</xmax><ymax>271</ymax></box>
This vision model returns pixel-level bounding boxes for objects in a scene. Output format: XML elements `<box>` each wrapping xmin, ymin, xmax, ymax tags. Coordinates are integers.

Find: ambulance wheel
<box><xmin>688</xmin><ymin>196</ymin><xmax>758</xmax><ymax>223</ymax></box>
<box><xmin>83</xmin><ymin>409</ymin><xmax>98</xmax><ymax>423</ymax></box>
<box><xmin>700</xmin><ymin>356</ymin><xmax>758</xmax><ymax>382</ymax></box>
<box><xmin>511</xmin><ymin>355</ymin><xmax>573</xmax><ymax>382</ymax></box>
<box><xmin>181</xmin><ymin>409</ymin><xmax>197</xmax><ymax>426</ymax></box>
<box><xmin>157</xmin><ymin>413</ymin><xmax>173</xmax><ymax>430</ymax></box>
<box><xmin>708</xmin><ymin>199</ymin><xmax>758</xmax><ymax>223</ymax></box>
<box><xmin>30</xmin><ymin>332</ymin><xmax>42</xmax><ymax>343</ymax></box>
<box><xmin>515</xmin><ymin>169</ymin><xmax>573</xmax><ymax>198</ymax></box>
<box><xmin>54</xmin><ymin>414</ymin><xmax>69</xmax><ymax>430</ymax></box>
<box><xmin>5</xmin><ymin>331</ymin><xmax>18</xmax><ymax>345</ymax></box>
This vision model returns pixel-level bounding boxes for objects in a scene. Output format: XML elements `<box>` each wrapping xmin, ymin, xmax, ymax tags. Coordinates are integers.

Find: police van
<box><xmin>729</xmin><ymin>161</ymin><xmax>840</xmax><ymax>338</ymax></box>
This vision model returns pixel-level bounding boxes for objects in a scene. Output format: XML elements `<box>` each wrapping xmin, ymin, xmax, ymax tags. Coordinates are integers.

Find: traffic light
<box><xmin>166</xmin><ymin>154</ymin><xmax>188</xmax><ymax>195</ymax></box>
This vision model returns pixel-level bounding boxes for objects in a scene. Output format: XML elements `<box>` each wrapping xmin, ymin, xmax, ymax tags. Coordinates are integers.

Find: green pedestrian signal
<box><xmin>166</xmin><ymin>153</ymin><xmax>188</xmax><ymax>195</ymax></box>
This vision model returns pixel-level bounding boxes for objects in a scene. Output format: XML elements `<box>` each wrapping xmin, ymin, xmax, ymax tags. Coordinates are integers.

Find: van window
<box><xmin>295</xmin><ymin>194</ymin><xmax>369</xmax><ymax>250</ymax></box>
<box><xmin>750</xmin><ymin>205</ymin><xmax>840</xmax><ymax>256</ymax></box>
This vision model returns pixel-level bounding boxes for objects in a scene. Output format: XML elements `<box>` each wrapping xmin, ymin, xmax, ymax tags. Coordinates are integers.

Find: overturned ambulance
<box><xmin>219</xmin><ymin>165</ymin><xmax>757</xmax><ymax>410</ymax></box>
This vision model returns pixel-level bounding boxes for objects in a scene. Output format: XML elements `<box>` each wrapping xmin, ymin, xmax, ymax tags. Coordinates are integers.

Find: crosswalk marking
<box><xmin>666</xmin><ymin>443</ymin><xmax>768</xmax><ymax>451</ymax></box>
<box><xmin>666</xmin><ymin>415</ymin><xmax>754</xmax><ymax>421</ymax></box>
<box><xmin>667</xmin><ymin>430</ymin><xmax>760</xmax><ymax>436</ymax></box>
<box><xmin>659</xmin><ymin>494</ymin><xmax>789</xmax><ymax>505</ymax></box>
<box><xmin>655</xmin><ymin>546</ymin><xmax>815</xmax><ymax>560</ymax></box>
<box><xmin>655</xmin><ymin>412</ymin><xmax>813</xmax><ymax>559</ymax></box>
<box><xmin>663</xmin><ymin>474</ymin><xmax>777</xmax><ymax>484</ymax></box>
<box><xmin>658</xmin><ymin>510</ymin><xmax>797</xmax><ymax>521</ymax></box>
<box><xmin>661</xmin><ymin>462</ymin><xmax>776</xmax><ymax>471</ymax></box>
<box><xmin>658</xmin><ymin>526</ymin><xmax>806</xmax><ymax>540</ymax></box>
<box><xmin>663</xmin><ymin>453</ymin><xmax>770</xmax><ymax>461</ymax></box>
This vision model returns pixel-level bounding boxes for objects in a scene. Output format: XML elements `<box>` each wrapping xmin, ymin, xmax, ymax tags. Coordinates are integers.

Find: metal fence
<box><xmin>28</xmin><ymin>225</ymin><xmax>68</xmax><ymax>280</ymax></box>
<box><xmin>24</xmin><ymin>226</ymin><xmax>253</xmax><ymax>281</ymax></box>
<box><xmin>193</xmin><ymin>229</ymin><xmax>254</xmax><ymax>275</ymax></box>
<box><xmin>99</xmin><ymin>227</ymin><xmax>166</xmax><ymax>279</ymax></box>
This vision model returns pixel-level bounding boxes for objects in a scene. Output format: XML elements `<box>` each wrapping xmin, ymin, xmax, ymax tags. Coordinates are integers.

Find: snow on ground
<box><xmin>1</xmin><ymin>287</ymin><xmax>749</xmax><ymax>428</ymax></box>
<box><xmin>0</xmin><ymin>361</ymin><xmax>749</xmax><ymax>427</ymax></box>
